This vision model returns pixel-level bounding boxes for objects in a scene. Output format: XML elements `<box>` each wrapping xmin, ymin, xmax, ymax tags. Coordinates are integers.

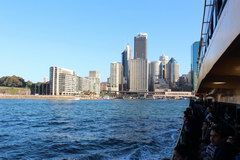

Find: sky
<box><xmin>0</xmin><ymin>0</ymin><xmax>204</xmax><ymax>83</ymax></box>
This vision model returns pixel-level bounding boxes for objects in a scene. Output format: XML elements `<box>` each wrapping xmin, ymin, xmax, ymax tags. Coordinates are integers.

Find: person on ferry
<box><xmin>173</xmin><ymin>144</ymin><xmax>190</xmax><ymax>160</ymax></box>
<box><xmin>205</xmin><ymin>107</ymin><xmax>214</xmax><ymax>120</ymax></box>
<box><xmin>210</xmin><ymin>125</ymin><xmax>236</xmax><ymax>160</ymax></box>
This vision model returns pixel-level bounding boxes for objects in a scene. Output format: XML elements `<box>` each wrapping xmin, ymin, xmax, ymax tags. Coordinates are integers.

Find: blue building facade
<box><xmin>191</xmin><ymin>41</ymin><xmax>200</xmax><ymax>91</ymax></box>
<box><xmin>121</xmin><ymin>44</ymin><xmax>132</xmax><ymax>90</ymax></box>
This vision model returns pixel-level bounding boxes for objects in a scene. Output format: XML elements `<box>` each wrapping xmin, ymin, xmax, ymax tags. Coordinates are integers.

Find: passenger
<box><xmin>185</xmin><ymin>107</ymin><xmax>192</xmax><ymax>116</ymax></box>
<box><xmin>209</xmin><ymin>125</ymin><xmax>236</xmax><ymax>160</ymax></box>
<box><xmin>227</xmin><ymin>135</ymin><xmax>240</xmax><ymax>159</ymax></box>
<box><xmin>173</xmin><ymin>145</ymin><xmax>190</xmax><ymax>160</ymax></box>
<box><xmin>223</xmin><ymin>107</ymin><xmax>233</xmax><ymax>124</ymax></box>
<box><xmin>200</xmin><ymin>143</ymin><xmax>216</xmax><ymax>160</ymax></box>
<box><xmin>201</xmin><ymin>121</ymin><xmax>211</xmax><ymax>145</ymax></box>
<box><xmin>205</xmin><ymin>107</ymin><xmax>214</xmax><ymax>120</ymax></box>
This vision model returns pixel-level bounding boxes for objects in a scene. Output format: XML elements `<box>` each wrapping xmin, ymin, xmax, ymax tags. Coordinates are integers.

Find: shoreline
<box><xmin>0</xmin><ymin>95</ymin><xmax>103</xmax><ymax>100</ymax></box>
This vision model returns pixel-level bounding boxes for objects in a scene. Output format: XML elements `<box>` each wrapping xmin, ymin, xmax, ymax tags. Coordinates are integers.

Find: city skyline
<box><xmin>0</xmin><ymin>0</ymin><xmax>204</xmax><ymax>83</ymax></box>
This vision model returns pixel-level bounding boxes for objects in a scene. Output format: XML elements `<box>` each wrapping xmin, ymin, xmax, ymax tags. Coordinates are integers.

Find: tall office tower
<box><xmin>88</xmin><ymin>71</ymin><xmax>101</xmax><ymax>95</ymax></box>
<box><xmin>167</xmin><ymin>58</ymin><xmax>180</xmax><ymax>84</ymax></box>
<box><xmin>149</xmin><ymin>61</ymin><xmax>161</xmax><ymax>91</ymax></box>
<box><xmin>134</xmin><ymin>33</ymin><xmax>148</xmax><ymax>59</ymax></box>
<box><xmin>159</xmin><ymin>54</ymin><xmax>169</xmax><ymax>79</ymax></box>
<box><xmin>110</xmin><ymin>62</ymin><xmax>123</xmax><ymax>92</ymax></box>
<box><xmin>49</xmin><ymin>67</ymin><xmax>77</xmax><ymax>95</ymax></box>
<box><xmin>122</xmin><ymin>44</ymin><xmax>132</xmax><ymax>90</ymax></box>
<box><xmin>191</xmin><ymin>41</ymin><xmax>200</xmax><ymax>92</ymax></box>
<box><xmin>129</xmin><ymin>59</ymin><xmax>149</xmax><ymax>92</ymax></box>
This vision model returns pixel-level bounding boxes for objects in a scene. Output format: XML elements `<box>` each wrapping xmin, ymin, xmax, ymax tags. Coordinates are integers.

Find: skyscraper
<box><xmin>110</xmin><ymin>62</ymin><xmax>122</xmax><ymax>92</ymax></box>
<box><xmin>128</xmin><ymin>33</ymin><xmax>149</xmax><ymax>92</ymax></box>
<box><xmin>191</xmin><ymin>41</ymin><xmax>200</xmax><ymax>92</ymax></box>
<box><xmin>129</xmin><ymin>59</ymin><xmax>148</xmax><ymax>92</ymax></box>
<box><xmin>167</xmin><ymin>58</ymin><xmax>180</xmax><ymax>84</ymax></box>
<box><xmin>122</xmin><ymin>44</ymin><xmax>132</xmax><ymax>90</ymax></box>
<box><xmin>159</xmin><ymin>54</ymin><xmax>169</xmax><ymax>79</ymax></box>
<box><xmin>134</xmin><ymin>33</ymin><xmax>148</xmax><ymax>59</ymax></box>
<box><xmin>149</xmin><ymin>61</ymin><xmax>161</xmax><ymax>91</ymax></box>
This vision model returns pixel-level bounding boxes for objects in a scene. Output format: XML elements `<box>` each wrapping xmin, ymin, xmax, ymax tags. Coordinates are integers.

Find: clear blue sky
<box><xmin>0</xmin><ymin>0</ymin><xmax>204</xmax><ymax>83</ymax></box>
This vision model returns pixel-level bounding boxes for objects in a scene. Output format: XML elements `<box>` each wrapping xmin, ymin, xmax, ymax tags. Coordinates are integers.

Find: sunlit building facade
<box><xmin>129</xmin><ymin>59</ymin><xmax>148</xmax><ymax>92</ymax></box>
<box><xmin>110</xmin><ymin>62</ymin><xmax>122</xmax><ymax>92</ymax></box>
<box><xmin>49</xmin><ymin>67</ymin><xmax>77</xmax><ymax>95</ymax></box>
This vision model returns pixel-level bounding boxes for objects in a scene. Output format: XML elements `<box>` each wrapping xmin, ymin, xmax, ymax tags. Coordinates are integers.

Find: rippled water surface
<box><xmin>0</xmin><ymin>99</ymin><xmax>188</xmax><ymax>160</ymax></box>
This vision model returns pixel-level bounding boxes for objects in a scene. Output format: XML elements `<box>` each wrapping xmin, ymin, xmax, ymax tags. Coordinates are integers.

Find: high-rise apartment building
<box><xmin>77</xmin><ymin>77</ymin><xmax>91</xmax><ymax>92</ymax></box>
<box><xmin>167</xmin><ymin>58</ymin><xmax>180</xmax><ymax>84</ymax></box>
<box><xmin>191</xmin><ymin>41</ymin><xmax>200</xmax><ymax>91</ymax></box>
<box><xmin>110</xmin><ymin>62</ymin><xmax>122</xmax><ymax>92</ymax></box>
<box><xmin>89</xmin><ymin>70</ymin><xmax>101</xmax><ymax>79</ymax></box>
<box><xmin>122</xmin><ymin>44</ymin><xmax>132</xmax><ymax>90</ymax></box>
<box><xmin>134</xmin><ymin>33</ymin><xmax>148</xmax><ymax>59</ymax></box>
<box><xmin>88</xmin><ymin>71</ymin><xmax>101</xmax><ymax>95</ymax></box>
<box><xmin>129</xmin><ymin>59</ymin><xmax>148</xmax><ymax>92</ymax></box>
<box><xmin>49</xmin><ymin>67</ymin><xmax>77</xmax><ymax>95</ymax></box>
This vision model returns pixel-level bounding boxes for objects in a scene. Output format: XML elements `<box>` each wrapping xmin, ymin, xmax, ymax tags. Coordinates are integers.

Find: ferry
<box><xmin>172</xmin><ymin>0</ymin><xmax>240</xmax><ymax>159</ymax></box>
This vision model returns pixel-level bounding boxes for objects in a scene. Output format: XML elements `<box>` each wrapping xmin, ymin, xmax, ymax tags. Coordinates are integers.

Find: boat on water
<box><xmin>172</xmin><ymin>0</ymin><xmax>240</xmax><ymax>159</ymax></box>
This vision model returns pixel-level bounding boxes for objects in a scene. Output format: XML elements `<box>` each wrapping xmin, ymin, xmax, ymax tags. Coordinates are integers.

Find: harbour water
<box><xmin>0</xmin><ymin>99</ymin><xmax>188</xmax><ymax>160</ymax></box>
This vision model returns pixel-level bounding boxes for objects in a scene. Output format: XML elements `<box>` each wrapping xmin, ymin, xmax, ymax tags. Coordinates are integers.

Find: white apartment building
<box><xmin>50</xmin><ymin>67</ymin><xmax>77</xmax><ymax>95</ymax></box>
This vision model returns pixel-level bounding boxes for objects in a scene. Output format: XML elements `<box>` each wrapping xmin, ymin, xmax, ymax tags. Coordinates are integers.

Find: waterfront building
<box><xmin>32</xmin><ymin>82</ymin><xmax>50</xmax><ymax>95</ymax></box>
<box><xmin>134</xmin><ymin>33</ymin><xmax>148</xmax><ymax>59</ymax></box>
<box><xmin>122</xmin><ymin>44</ymin><xmax>132</xmax><ymax>90</ymax></box>
<box><xmin>49</xmin><ymin>67</ymin><xmax>77</xmax><ymax>95</ymax></box>
<box><xmin>159</xmin><ymin>54</ymin><xmax>169</xmax><ymax>79</ymax></box>
<box><xmin>191</xmin><ymin>41</ymin><xmax>200</xmax><ymax>92</ymax></box>
<box><xmin>110</xmin><ymin>62</ymin><xmax>122</xmax><ymax>92</ymax></box>
<box><xmin>149</xmin><ymin>61</ymin><xmax>161</xmax><ymax>91</ymax></box>
<box><xmin>89</xmin><ymin>70</ymin><xmax>101</xmax><ymax>79</ymax></box>
<box><xmin>129</xmin><ymin>59</ymin><xmax>148</xmax><ymax>92</ymax></box>
<box><xmin>77</xmin><ymin>77</ymin><xmax>91</xmax><ymax>92</ymax></box>
<box><xmin>100</xmin><ymin>82</ymin><xmax>110</xmax><ymax>93</ymax></box>
<box><xmin>167</xmin><ymin>58</ymin><xmax>179</xmax><ymax>85</ymax></box>
<box><xmin>88</xmin><ymin>71</ymin><xmax>101</xmax><ymax>95</ymax></box>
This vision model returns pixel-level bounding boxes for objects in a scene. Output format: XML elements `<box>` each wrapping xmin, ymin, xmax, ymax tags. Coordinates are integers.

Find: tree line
<box><xmin>0</xmin><ymin>76</ymin><xmax>33</xmax><ymax>88</ymax></box>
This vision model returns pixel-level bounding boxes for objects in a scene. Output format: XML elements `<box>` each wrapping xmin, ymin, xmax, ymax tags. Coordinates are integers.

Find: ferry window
<box><xmin>208</xmin><ymin>17</ymin><xmax>214</xmax><ymax>39</ymax></box>
<box><xmin>213</xmin><ymin>6</ymin><xmax>217</xmax><ymax>29</ymax></box>
<box><xmin>216</xmin><ymin>0</ymin><xmax>223</xmax><ymax>18</ymax></box>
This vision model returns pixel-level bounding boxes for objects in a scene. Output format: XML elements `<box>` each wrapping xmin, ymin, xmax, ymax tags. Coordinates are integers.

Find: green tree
<box><xmin>26</xmin><ymin>81</ymin><xmax>33</xmax><ymax>88</ymax></box>
<box><xmin>0</xmin><ymin>75</ymin><xmax>27</xmax><ymax>87</ymax></box>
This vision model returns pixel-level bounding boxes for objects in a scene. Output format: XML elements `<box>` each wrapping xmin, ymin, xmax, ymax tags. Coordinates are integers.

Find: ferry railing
<box><xmin>198</xmin><ymin>0</ymin><xmax>228</xmax><ymax>71</ymax></box>
<box><xmin>171</xmin><ymin>122</ymin><xmax>185</xmax><ymax>160</ymax></box>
